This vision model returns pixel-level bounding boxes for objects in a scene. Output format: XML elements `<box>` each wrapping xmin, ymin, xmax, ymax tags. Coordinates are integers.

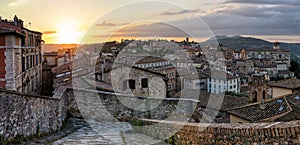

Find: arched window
<box><xmin>252</xmin><ymin>90</ymin><xmax>258</xmax><ymax>102</ymax></box>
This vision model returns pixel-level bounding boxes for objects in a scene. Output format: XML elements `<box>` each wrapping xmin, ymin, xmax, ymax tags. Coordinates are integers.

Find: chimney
<box><xmin>14</xmin><ymin>15</ymin><xmax>18</xmax><ymax>26</ymax></box>
<box><xmin>259</xmin><ymin>99</ymin><xmax>266</xmax><ymax>110</ymax></box>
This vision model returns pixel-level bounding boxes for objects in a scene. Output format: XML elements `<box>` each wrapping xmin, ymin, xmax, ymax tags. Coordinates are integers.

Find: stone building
<box><xmin>0</xmin><ymin>15</ymin><xmax>43</xmax><ymax>94</ymax></box>
<box><xmin>110</xmin><ymin>63</ymin><xmax>168</xmax><ymax>98</ymax></box>
<box><xmin>134</xmin><ymin>56</ymin><xmax>177</xmax><ymax>95</ymax></box>
<box><xmin>246</xmin><ymin>42</ymin><xmax>290</xmax><ymax>72</ymax></box>
<box><xmin>248</xmin><ymin>73</ymin><xmax>269</xmax><ymax>103</ymax></box>
<box><xmin>268</xmin><ymin>78</ymin><xmax>300</xmax><ymax>98</ymax></box>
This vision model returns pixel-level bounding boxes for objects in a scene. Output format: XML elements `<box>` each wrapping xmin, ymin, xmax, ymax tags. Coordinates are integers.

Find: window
<box><xmin>141</xmin><ymin>78</ymin><xmax>148</xmax><ymax>88</ymax></box>
<box><xmin>26</xmin><ymin>56</ymin><xmax>29</xmax><ymax>69</ymax></box>
<box><xmin>22</xmin><ymin>56</ymin><xmax>25</xmax><ymax>72</ymax></box>
<box><xmin>129</xmin><ymin>79</ymin><xmax>135</xmax><ymax>89</ymax></box>
<box><xmin>36</xmin><ymin>55</ymin><xmax>38</xmax><ymax>65</ymax></box>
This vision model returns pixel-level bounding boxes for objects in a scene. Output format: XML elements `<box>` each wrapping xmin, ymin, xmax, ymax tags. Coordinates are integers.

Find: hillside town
<box><xmin>1</xmin><ymin>15</ymin><xmax>300</xmax><ymax>144</ymax></box>
<box><xmin>41</xmin><ymin>34</ymin><xmax>300</xmax><ymax>124</ymax></box>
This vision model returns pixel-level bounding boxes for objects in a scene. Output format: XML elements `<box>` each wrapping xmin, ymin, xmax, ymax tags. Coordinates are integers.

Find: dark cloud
<box><xmin>42</xmin><ymin>31</ymin><xmax>56</xmax><ymax>35</ymax></box>
<box><xmin>153</xmin><ymin>4</ymin><xmax>300</xmax><ymax>37</ymax></box>
<box><xmin>225</xmin><ymin>0</ymin><xmax>300</xmax><ymax>6</ymax></box>
<box><xmin>159</xmin><ymin>9</ymin><xmax>205</xmax><ymax>16</ymax></box>
<box><xmin>216</xmin><ymin>5</ymin><xmax>300</xmax><ymax>18</ymax></box>
<box><xmin>95</xmin><ymin>21</ymin><xmax>128</xmax><ymax>27</ymax></box>
<box><xmin>92</xmin><ymin>4</ymin><xmax>300</xmax><ymax>40</ymax></box>
<box><xmin>200</xmin><ymin>5</ymin><xmax>300</xmax><ymax>36</ymax></box>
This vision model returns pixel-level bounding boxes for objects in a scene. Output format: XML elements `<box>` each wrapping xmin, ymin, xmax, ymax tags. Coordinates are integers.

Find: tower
<box><xmin>248</xmin><ymin>74</ymin><xmax>268</xmax><ymax>103</ymax></box>
<box><xmin>273</xmin><ymin>42</ymin><xmax>280</xmax><ymax>49</ymax></box>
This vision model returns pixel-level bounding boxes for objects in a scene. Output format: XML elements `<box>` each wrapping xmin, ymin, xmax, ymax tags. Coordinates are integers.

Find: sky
<box><xmin>1</xmin><ymin>0</ymin><xmax>300</xmax><ymax>44</ymax></box>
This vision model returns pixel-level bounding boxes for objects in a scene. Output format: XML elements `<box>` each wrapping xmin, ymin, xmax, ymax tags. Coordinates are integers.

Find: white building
<box><xmin>207</xmin><ymin>72</ymin><xmax>240</xmax><ymax>94</ymax></box>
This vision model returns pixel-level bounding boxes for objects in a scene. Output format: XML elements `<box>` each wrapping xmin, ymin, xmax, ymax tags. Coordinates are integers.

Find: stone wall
<box><xmin>0</xmin><ymin>87</ymin><xmax>68</xmax><ymax>140</ymax></box>
<box><xmin>135</xmin><ymin>119</ymin><xmax>300</xmax><ymax>144</ymax></box>
<box><xmin>64</xmin><ymin>87</ymin><xmax>200</xmax><ymax>122</ymax></box>
<box><xmin>61</xmin><ymin>87</ymin><xmax>300</xmax><ymax>144</ymax></box>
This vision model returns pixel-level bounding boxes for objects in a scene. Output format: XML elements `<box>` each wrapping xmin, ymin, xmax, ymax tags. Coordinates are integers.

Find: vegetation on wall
<box><xmin>225</xmin><ymin>91</ymin><xmax>248</xmax><ymax>98</ymax></box>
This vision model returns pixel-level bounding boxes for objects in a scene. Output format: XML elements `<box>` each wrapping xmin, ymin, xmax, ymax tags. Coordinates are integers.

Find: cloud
<box><xmin>200</xmin><ymin>5</ymin><xmax>300</xmax><ymax>36</ymax></box>
<box><xmin>42</xmin><ymin>31</ymin><xmax>56</xmax><ymax>35</ymax></box>
<box><xmin>92</xmin><ymin>22</ymin><xmax>191</xmax><ymax>38</ymax></box>
<box><xmin>95</xmin><ymin>21</ymin><xmax>128</xmax><ymax>27</ymax></box>
<box><xmin>151</xmin><ymin>3</ymin><xmax>300</xmax><ymax>38</ymax></box>
<box><xmin>91</xmin><ymin>1</ymin><xmax>300</xmax><ymax>41</ymax></box>
<box><xmin>9</xmin><ymin>0</ymin><xmax>25</xmax><ymax>7</ymax></box>
<box><xmin>159</xmin><ymin>9</ymin><xmax>205</xmax><ymax>16</ymax></box>
<box><xmin>224</xmin><ymin>0</ymin><xmax>300</xmax><ymax>6</ymax></box>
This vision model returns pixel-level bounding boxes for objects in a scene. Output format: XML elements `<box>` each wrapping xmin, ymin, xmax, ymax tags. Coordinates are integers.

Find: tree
<box><xmin>290</xmin><ymin>60</ymin><xmax>299</xmax><ymax>72</ymax></box>
<box><xmin>289</xmin><ymin>60</ymin><xmax>300</xmax><ymax>79</ymax></box>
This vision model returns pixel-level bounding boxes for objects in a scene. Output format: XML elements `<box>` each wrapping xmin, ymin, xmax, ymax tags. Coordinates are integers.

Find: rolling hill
<box><xmin>201</xmin><ymin>35</ymin><xmax>300</xmax><ymax>62</ymax></box>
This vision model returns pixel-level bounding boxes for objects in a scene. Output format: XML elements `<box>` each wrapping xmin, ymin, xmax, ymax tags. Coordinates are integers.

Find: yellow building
<box><xmin>268</xmin><ymin>78</ymin><xmax>300</xmax><ymax>98</ymax></box>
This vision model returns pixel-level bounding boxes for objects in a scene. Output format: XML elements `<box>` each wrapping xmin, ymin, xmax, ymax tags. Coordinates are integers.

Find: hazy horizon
<box><xmin>2</xmin><ymin>0</ymin><xmax>299</xmax><ymax>44</ymax></box>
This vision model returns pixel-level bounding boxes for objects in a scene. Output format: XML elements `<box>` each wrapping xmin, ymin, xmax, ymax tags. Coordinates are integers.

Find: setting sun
<box><xmin>56</xmin><ymin>21</ymin><xmax>81</xmax><ymax>44</ymax></box>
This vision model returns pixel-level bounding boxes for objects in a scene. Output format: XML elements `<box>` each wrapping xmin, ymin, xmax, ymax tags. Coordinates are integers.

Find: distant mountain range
<box><xmin>201</xmin><ymin>35</ymin><xmax>300</xmax><ymax>62</ymax></box>
<box><xmin>42</xmin><ymin>36</ymin><xmax>300</xmax><ymax>62</ymax></box>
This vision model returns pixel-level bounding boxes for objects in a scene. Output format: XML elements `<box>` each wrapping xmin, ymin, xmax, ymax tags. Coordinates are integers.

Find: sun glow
<box><xmin>56</xmin><ymin>21</ymin><xmax>81</xmax><ymax>44</ymax></box>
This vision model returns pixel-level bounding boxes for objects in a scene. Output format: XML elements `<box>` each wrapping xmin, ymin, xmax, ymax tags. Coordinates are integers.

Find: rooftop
<box><xmin>228</xmin><ymin>97</ymin><xmax>292</xmax><ymax>122</ymax></box>
<box><xmin>0</xmin><ymin>28</ymin><xmax>24</xmax><ymax>37</ymax></box>
<box><xmin>268</xmin><ymin>78</ymin><xmax>300</xmax><ymax>90</ymax></box>
<box><xmin>135</xmin><ymin>56</ymin><xmax>168</xmax><ymax>64</ymax></box>
<box><xmin>175</xmin><ymin>89</ymin><xmax>248</xmax><ymax>111</ymax></box>
<box><xmin>228</xmin><ymin>92</ymin><xmax>300</xmax><ymax>122</ymax></box>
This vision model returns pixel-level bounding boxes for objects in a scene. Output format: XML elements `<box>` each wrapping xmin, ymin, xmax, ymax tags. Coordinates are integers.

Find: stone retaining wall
<box><xmin>64</xmin><ymin>88</ymin><xmax>200</xmax><ymax>122</ymax></box>
<box><xmin>65</xmin><ymin>88</ymin><xmax>300</xmax><ymax>144</ymax></box>
<box><xmin>135</xmin><ymin>119</ymin><xmax>300</xmax><ymax>144</ymax></box>
<box><xmin>0</xmin><ymin>87</ymin><xmax>68</xmax><ymax>140</ymax></box>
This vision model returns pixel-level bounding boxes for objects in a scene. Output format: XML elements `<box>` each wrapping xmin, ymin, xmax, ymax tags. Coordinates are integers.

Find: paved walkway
<box><xmin>52</xmin><ymin>118</ymin><xmax>166</xmax><ymax>145</ymax></box>
<box><xmin>23</xmin><ymin>118</ymin><xmax>166</xmax><ymax>145</ymax></box>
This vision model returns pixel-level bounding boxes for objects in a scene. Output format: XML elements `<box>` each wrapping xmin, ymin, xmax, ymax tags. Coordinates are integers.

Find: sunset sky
<box><xmin>1</xmin><ymin>0</ymin><xmax>300</xmax><ymax>44</ymax></box>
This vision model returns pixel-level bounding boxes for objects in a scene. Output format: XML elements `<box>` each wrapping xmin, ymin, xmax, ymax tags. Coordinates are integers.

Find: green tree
<box><xmin>289</xmin><ymin>60</ymin><xmax>300</xmax><ymax>79</ymax></box>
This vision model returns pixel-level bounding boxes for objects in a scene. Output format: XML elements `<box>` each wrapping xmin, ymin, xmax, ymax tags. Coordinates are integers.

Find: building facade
<box><xmin>111</xmin><ymin>64</ymin><xmax>168</xmax><ymax>98</ymax></box>
<box><xmin>0</xmin><ymin>15</ymin><xmax>42</xmax><ymax>94</ymax></box>
<box><xmin>207</xmin><ymin>72</ymin><xmax>240</xmax><ymax>94</ymax></box>
<box><xmin>134</xmin><ymin>56</ymin><xmax>177</xmax><ymax>94</ymax></box>
<box><xmin>246</xmin><ymin>43</ymin><xmax>290</xmax><ymax>72</ymax></box>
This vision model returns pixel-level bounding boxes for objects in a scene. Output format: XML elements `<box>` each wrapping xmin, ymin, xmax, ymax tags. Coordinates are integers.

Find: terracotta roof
<box><xmin>228</xmin><ymin>96</ymin><xmax>293</xmax><ymax>122</ymax></box>
<box><xmin>268</xmin><ymin>78</ymin><xmax>300</xmax><ymax>90</ymax></box>
<box><xmin>208</xmin><ymin>70</ymin><xmax>239</xmax><ymax>80</ymax></box>
<box><xmin>176</xmin><ymin>89</ymin><xmax>248</xmax><ymax>111</ymax></box>
<box><xmin>0</xmin><ymin>28</ymin><xmax>25</xmax><ymax>37</ymax></box>
<box><xmin>112</xmin><ymin>63</ymin><xmax>168</xmax><ymax>79</ymax></box>
<box><xmin>275</xmin><ymin>93</ymin><xmax>300</xmax><ymax>121</ymax></box>
<box><xmin>135</xmin><ymin>56</ymin><xmax>168</xmax><ymax>64</ymax></box>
